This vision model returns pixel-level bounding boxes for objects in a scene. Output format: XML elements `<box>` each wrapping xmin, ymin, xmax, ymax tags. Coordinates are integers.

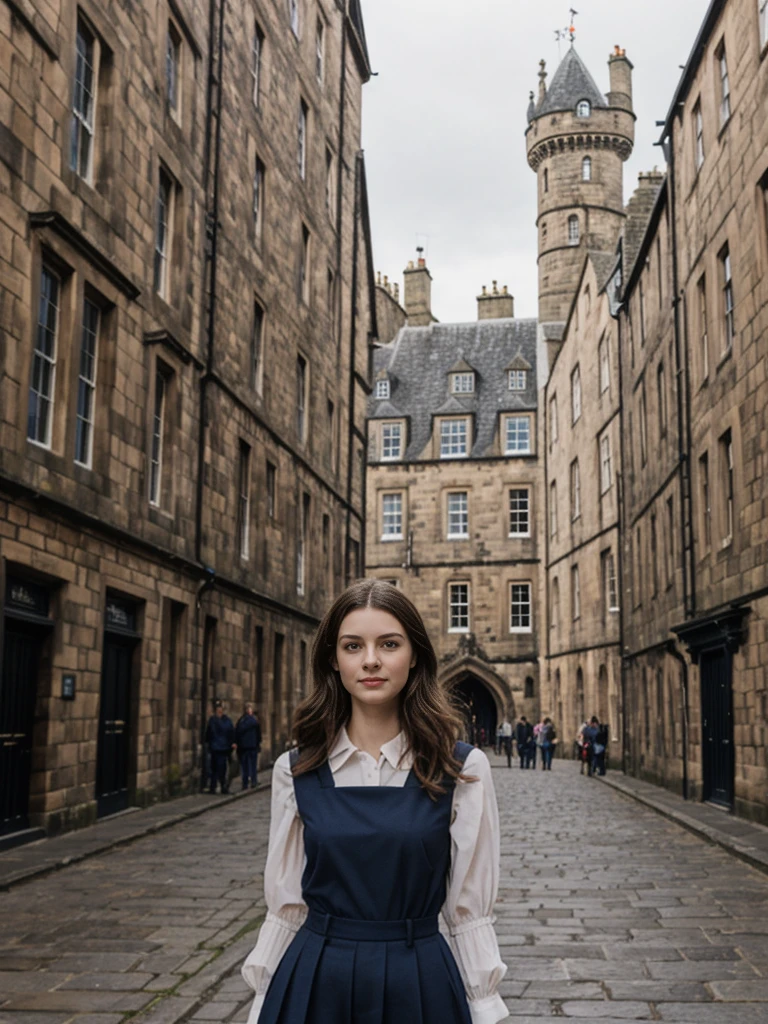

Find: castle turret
<box><xmin>525</xmin><ymin>44</ymin><xmax>635</xmax><ymax>329</ymax></box>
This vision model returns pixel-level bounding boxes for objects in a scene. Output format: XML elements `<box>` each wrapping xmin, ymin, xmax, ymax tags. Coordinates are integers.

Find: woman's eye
<box><xmin>344</xmin><ymin>643</ymin><xmax>360</xmax><ymax>651</ymax></box>
<box><xmin>383</xmin><ymin>641</ymin><xmax>399</xmax><ymax>649</ymax></box>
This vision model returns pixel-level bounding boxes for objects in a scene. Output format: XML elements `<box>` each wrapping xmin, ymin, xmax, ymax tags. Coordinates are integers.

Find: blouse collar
<box><xmin>328</xmin><ymin>725</ymin><xmax>414</xmax><ymax>773</ymax></box>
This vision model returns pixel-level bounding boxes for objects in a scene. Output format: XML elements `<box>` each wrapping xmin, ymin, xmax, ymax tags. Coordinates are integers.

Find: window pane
<box><xmin>449</xmin><ymin>583</ymin><xmax>469</xmax><ymax>631</ymax></box>
<box><xmin>447</xmin><ymin>492</ymin><xmax>468</xmax><ymax>537</ymax></box>
<box><xmin>440</xmin><ymin>419</ymin><xmax>467</xmax><ymax>457</ymax></box>
<box><xmin>71</xmin><ymin>23</ymin><xmax>94</xmax><ymax>178</ymax></box>
<box><xmin>505</xmin><ymin>415</ymin><xmax>530</xmax><ymax>454</ymax></box>
<box><xmin>510</xmin><ymin>583</ymin><xmax>531</xmax><ymax>631</ymax></box>
<box><xmin>28</xmin><ymin>267</ymin><xmax>59</xmax><ymax>445</ymax></box>
<box><xmin>382</xmin><ymin>493</ymin><xmax>402</xmax><ymax>537</ymax></box>
<box><xmin>75</xmin><ymin>297</ymin><xmax>99</xmax><ymax>466</ymax></box>
<box><xmin>509</xmin><ymin>488</ymin><xmax>530</xmax><ymax>535</ymax></box>
<box><xmin>382</xmin><ymin>422</ymin><xmax>402</xmax><ymax>459</ymax></box>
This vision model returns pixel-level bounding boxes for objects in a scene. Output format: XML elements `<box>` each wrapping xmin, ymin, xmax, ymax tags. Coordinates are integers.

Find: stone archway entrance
<box><xmin>455</xmin><ymin>675</ymin><xmax>498</xmax><ymax>747</ymax></box>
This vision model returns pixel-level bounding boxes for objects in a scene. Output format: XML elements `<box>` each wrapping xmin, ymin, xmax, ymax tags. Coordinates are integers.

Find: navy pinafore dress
<box><xmin>258</xmin><ymin>743</ymin><xmax>474</xmax><ymax>1024</ymax></box>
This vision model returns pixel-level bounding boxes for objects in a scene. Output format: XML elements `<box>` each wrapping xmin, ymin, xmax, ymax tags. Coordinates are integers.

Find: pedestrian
<box><xmin>576</xmin><ymin>720</ymin><xmax>590</xmax><ymax>774</ymax></box>
<box><xmin>205</xmin><ymin>700</ymin><xmax>235</xmax><ymax>794</ymax></box>
<box><xmin>592</xmin><ymin>719</ymin><xmax>609</xmax><ymax>776</ymax></box>
<box><xmin>582</xmin><ymin>716</ymin><xmax>599</xmax><ymax>777</ymax></box>
<box><xmin>530</xmin><ymin>718</ymin><xmax>542</xmax><ymax>770</ymax></box>
<box><xmin>495</xmin><ymin>722</ymin><xmax>503</xmax><ymax>757</ymax></box>
<box><xmin>501</xmin><ymin>716</ymin><xmax>513</xmax><ymax>768</ymax></box>
<box><xmin>241</xmin><ymin>579</ymin><xmax>508</xmax><ymax>1024</ymax></box>
<box><xmin>235</xmin><ymin>703</ymin><xmax>262</xmax><ymax>789</ymax></box>
<box><xmin>539</xmin><ymin>717</ymin><xmax>555</xmax><ymax>771</ymax></box>
<box><xmin>514</xmin><ymin>715</ymin><xmax>531</xmax><ymax>769</ymax></box>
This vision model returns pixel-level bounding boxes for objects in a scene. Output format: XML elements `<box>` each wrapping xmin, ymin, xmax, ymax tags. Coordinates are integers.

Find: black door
<box><xmin>0</xmin><ymin>621</ymin><xmax>42</xmax><ymax>836</ymax></box>
<box><xmin>700</xmin><ymin>647</ymin><xmax>734</xmax><ymax>808</ymax></box>
<box><xmin>96</xmin><ymin>635</ymin><xmax>134</xmax><ymax>817</ymax></box>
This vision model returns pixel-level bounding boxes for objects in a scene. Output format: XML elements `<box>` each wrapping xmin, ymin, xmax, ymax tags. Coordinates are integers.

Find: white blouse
<box><xmin>242</xmin><ymin>728</ymin><xmax>508</xmax><ymax>1024</ymax></box>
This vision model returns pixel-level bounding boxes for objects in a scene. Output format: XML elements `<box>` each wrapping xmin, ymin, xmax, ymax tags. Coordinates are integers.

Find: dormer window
<box><xmin>375</xmin><ymin>379</ymin><xmax>390</xmax><ymax>400</ymax></box>
<box><xmin>451</xmin><ymin>372</ymin><xmax>475</xmax><ymax>394</ymax></box>
<box><xmin>509</xmin><ymin>370</ymin><xmax>527</xmax><ymax>391</ymax></box>
<box><xmin>576</xmin><ymin>100</ymin><xmax>591</xmax><ymax>118</ymax></box>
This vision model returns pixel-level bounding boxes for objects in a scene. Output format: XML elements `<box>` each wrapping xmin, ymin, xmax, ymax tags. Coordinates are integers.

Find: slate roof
<box><xmin>369</xmin><ymin>318</ymin><xmax>538</xmax><ymax>461</ymax></box>
<box><xmin>589</xmin><ymin>251</ymin><xmax>620</xmax><ymax>294</ymax></box>
<box><xmin>536</xmin><ymin>47</ymin><xmax>606</xmax><ymax>117</ymax></box>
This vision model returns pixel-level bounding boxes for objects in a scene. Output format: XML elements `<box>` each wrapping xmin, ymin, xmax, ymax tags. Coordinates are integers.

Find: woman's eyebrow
<box><xmin>339</xmin><ymin>632</ymin><xmax>405</xmax><ymax>641</ymax></box>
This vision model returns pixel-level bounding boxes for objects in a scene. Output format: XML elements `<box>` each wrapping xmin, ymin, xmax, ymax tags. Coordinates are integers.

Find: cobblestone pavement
<box><xmin>2</xmin><ymin>760</ymin><xmax>768</xmax><ymax>1023</ymax></box>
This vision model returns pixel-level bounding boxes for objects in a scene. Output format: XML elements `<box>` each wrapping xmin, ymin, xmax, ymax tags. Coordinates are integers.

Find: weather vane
<box><xmin>554</xmin><ymin>8</ymin><xmax>578</xmax><ymax>57</ymax></box>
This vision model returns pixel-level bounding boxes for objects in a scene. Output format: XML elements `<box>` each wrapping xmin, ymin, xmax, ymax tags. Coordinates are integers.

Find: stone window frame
<box><xmin>251</xmin><ymin>20</ymin><xmax>265</xmax><ymax>107</ymax></box>
<box><xmin>165</xmin><ymin>16</ymin><xmax>183</xmax><ymax>123</ymax></box>
<box><xmin>665</xmin><ymin>497</ymin><xmax>675</xmax><ymax>590</ymax></box>
<box><xmin>297</xmin><ymin>492</ymin><xmax>310</xmax><ymax>596</ymax></box>
<box><xmin>315</xmin><ymin>16</ymin><xmax>325</xmax><ymax>83</ymax></box>
<box><xmin>599</xmin><ymin>431</ymin><xmax>612</xmax><ymax>495</ymax></box>
<box><xmin>549</xmin><ymin>394</ymin><xmax>558</xmax><ymax>446</ymax></box>
<box><xmin>581</xmin><ymin>155</ymin><xmax>592</xmax><ymax>182</ymax></box>
<box><xmin>154</xmin><ymin>165</ymin><xmax>176</xmax><ymax>301</ymax></box>
<box><xmin>576</xmin><ymin>99</ymin><xmax>591</xmax><ymax>118</ymax></box>
<box><xmin>698</xmin><ymin>451</ymin><xmax>711</xmax><ymax>552</ymax></box>
<box><xmin>446</xmin><ymin>490</ymin><xmax>469</xmax><ymax>540</ymax></box>
<box><xmin>549</xmin><ymin>479</ymin><xmax>557</xmax><ymax>539</ymax></box>
<box><xmin>657</xmin><ymin>361</ymin><xmax>667</xmax><ymax>438</ymax></box>
<box><xmin>70</xmin><ymin>15</ymin><xmax>99</xmax><ymax>183</ymax></box>
<box><xmin>298</xmin><ymin>98</ymin><xmax>308</xmax><ymax>180</ymax></box>
<box><xmin>693</xmin><ymin>97</ymin><xmax>705</xmax><ymax>172</ymax></box>
<box><xmin>451</xmin><ymin>372</ymin><xmax>475</xmax><ymax>395</ymax></box>
<box><xmin>253</xmin><ymin>154</ymin><xmax>265</xmax><ymax>247</ymax></box>
<box><xmin>550</xmin><ymin>577</ymin><xmax>559</xmax><ymax>632</ymax></box>
<box><xmin>696</xmin><ymin>273</ymin><xmax>709</xmax><ymax>382</ymax></box>
<box><xmin>375</xmin><ymin>379</ymin><xmax>390</xmax><ymax>400</ymax></box>
<box><xmin>508</xmin><ymin>369</ymin><xmax>527</xmax><ymax>391</ymax></box>
<box><xmin>148</xmin><ymin>357</ymin><xmax>175</xmax><ymax>510</ymax></box>
<box><xmin>571</xmin><ymin>564</ymin><xmax>581</xmax><ymax>621</ymax></box>
<box><xmin>438</xmin><ymin>417</ymin><xmax>470</xmax><ymax>459</ymax></box>
<box><xmin>266</xmin><ymin>459</ymin><xmax>278</xmax><ymax>520</ymax></box>
<box><xmin>567</xmin><ymin>214</ymin><xmax>580</xmax><ymax>246</ymax></box>
<box><xmin>598</xmin><ymin>333</ymin><xmax>610</xmax><ymax>394</ymax></box>
<box><xmin>237</xmin><ymin>439</ymin><xmax>252</xmax><ymax>562</ymax></box>
<box><xmin>571</xmin><ymin>364</ymin><xmax>581</xmax><ymax>424</ymax></box>
<box><xmin>715</xmin><ymin>38</ymin><xmax>731</xmax><ymax>128</ymax></box>
<box><xmin>27</xmin><ymin>262</ymin><xmax>63</xmax><ymax>452</ymax></box>
<box><xmin>447</xmin><ymin>581</ymin><xmax>470</xmax><ymax>634</ymax></box>
<box><xmin>289</xmin><ymin>0</ymin><xmax>300</xmax><ymax>38</ymax></box>
<box><xmin>718</xmin><ymin>428</ymin><xmax>735</xmax><ymax>548</ymax></box>
<box><xmin>74</xmin><ymin>294</ymin><xmax>101</xmax><ymax>469</ymax></box>
<box><xmin>296</xmin><ymin>351</ymin><xmax>309</xmax><ymax>444</ymax></box>
<box><xmin>509</xmin><ymin>581</ymin><xmax>532</xmax><ymax>634</ymax></box>
<box><xmin>299</xmin><ymin>222</ymin><xmax>311</xmax><ymax>303</ymax></box>
<box><xmin>719</xmin><ymin>242</ymin><xmax>735</xmax><ymax>355</ymax></box>
<box><xmin>602</xmin><ymin>549</ymin><xmax>619</xmax><ymax>616</ymax></box>
<box><xmin>251</xmin><ymin>297</ymin><xmax>266</xmax><ymax>394</ymax></box>
<box><xmin>325</xmin><ymin>145</ymin><xmax>336</xmax><ymax>222</ymax></box>
<box><xmin>508</xmin><ymin>487</ymin><xmax>531</xmax><ymax>538</ymax></box>
<box><xmin>570</xmin><ymin>458</ymin><xmax>581</xmax><ymax>521</ymax></box>
<box><xmin>503</xmin><ymin>413</ymin><xmax>532</xmax><ymax>456</ymax></box>
<box><xmin>381</xmin><ymin>420</ymin><xmax>404</xmax><ymax>461</ymax></box>
<box><xmin>761</xmin><ymin>0</ymin><xmax>768</xmax><ymax>50</ymax></box>
<box><xmin>380</xmin><ymin>491</ymin><xmax>404</xmax><ymax>541</ymax></box>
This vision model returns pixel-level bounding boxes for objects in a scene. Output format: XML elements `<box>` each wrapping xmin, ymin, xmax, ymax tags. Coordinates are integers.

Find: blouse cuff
<box><xmin>241</xmin><ymin>909</ymin><xmax>307</xmax><ymax>995</ymax></box>
<box><xmin>468</xmin><ymin>992</ymin><xmax>509</xmax><ymax>1024</ymax></box>
<box><xmin>245</xmin><ymin>993</ymin><xmax>264</xmax><ymax>1024</ymax></box>
<box><xmin>449</xmin><ymin>914</ymin><xmax>496</xmax><ymax>937</ymax></box>
<box><xmin>445</xmin><ymin>917</ymin><xmax>507</xmax><ymax>1004</ymax></box>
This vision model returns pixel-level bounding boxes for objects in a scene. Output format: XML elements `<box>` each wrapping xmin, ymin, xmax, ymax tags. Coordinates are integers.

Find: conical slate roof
<box><xmin>537</xmin><ymin>46</ymin><xmax>606</xmax><ymax>117</ymax></box>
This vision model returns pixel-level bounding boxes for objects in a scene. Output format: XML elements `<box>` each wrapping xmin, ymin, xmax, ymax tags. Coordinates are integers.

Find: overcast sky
<box><xmin>360</xmin><ymin>0</ymin><xmax>705</xmax><ymax>324</ymax></box>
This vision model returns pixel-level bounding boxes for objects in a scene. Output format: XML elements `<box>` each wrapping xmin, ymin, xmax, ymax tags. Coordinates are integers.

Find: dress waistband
<box><xmin>304</xmin><ymin>909</ymin><xmax>439</xmax><ymax>946</ymax></box>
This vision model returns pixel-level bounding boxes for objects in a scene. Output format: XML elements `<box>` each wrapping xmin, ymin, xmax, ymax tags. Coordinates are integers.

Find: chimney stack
<box><xmin>403</xmin><ymin>248</ymin><xmax>435</xmax><ymax>326</ymax></box>
<box><xmin>477</xmin><ymin>281</ymin><xmax>515</xmax><ymax>320</ymax></box>
<box><xmin>607</xmin><ymin>46</ymin><xmax>633</xmax><ymax>112</ymax></box>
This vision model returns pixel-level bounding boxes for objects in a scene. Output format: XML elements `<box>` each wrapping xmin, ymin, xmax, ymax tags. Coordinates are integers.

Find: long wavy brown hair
<box><xmin>292</xmin><ymin>579</ymin><xmax>472</xmax><ymax>797</ymax></box>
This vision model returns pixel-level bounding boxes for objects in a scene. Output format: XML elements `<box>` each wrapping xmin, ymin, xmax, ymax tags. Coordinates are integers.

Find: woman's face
<box><xmin>332</xmin><ymin>606</ymin><xmax>417</xmax><ymax>710</ymax></box>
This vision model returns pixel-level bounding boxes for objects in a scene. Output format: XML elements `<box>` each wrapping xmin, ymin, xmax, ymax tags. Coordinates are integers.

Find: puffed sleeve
<box><xmin>442</xmin><ymin>748</ymin><xmax>508</xmax><ymax>1024</ymax></box>
<box><xmin>241</xmin><ymin>752</ymin><xmax>308</xmax><ymax>1023</ymax></box>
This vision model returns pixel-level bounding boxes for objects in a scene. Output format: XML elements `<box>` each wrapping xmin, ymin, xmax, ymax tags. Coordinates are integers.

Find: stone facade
<box><xmin>366</xmin><ymin>263</ymin><xmax>543</xmax><ymax>740</ymax></box>
<box><xmin>0</xmin><ymin>0</ymin><xmax>375</xmax><ymax>838</ymax></box>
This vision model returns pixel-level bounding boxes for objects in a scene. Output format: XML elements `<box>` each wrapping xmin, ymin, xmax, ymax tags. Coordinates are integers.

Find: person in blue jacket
<box><xmin>205</xmin><ymin>700</ymin><xmax>235</xmax><ymax>794</ymax></box>
<box><xmin>236</xmin><ymin>703</ymin><xmax>262</xmax><ymax>789</ymax></box>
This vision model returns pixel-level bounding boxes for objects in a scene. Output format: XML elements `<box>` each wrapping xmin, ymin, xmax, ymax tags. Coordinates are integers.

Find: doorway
<box><xmin>454</xmin><ymin>675</ymin><xmax>498</xmax><ymax>748</ymax></box>
<box><xmin>700</xmin><ymin>646</ymin><xmax>734</xmax><ymax>809</ymax></box>
<box><xmin>97</xmin><ymin>597</ymin><xmax>140</xmax><ymax>818</ymax></box>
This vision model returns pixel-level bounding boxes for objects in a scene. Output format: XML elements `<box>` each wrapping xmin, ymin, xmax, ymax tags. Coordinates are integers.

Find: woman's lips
<box><xmin>359</xmin><ymin>677</ymin><xmax>386</xmax><ymax>688</ymax></box>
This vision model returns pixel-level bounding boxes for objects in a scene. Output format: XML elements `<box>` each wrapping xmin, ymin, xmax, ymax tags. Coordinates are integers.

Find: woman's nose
<box><xmin>363</xmin><ymin>645</ymin><xmax>380</xmax><ymax>667</ymax></box>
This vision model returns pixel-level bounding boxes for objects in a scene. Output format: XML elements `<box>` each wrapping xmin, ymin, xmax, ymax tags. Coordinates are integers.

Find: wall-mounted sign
<box><xmin>61</xmin><ymin>674</ymin><xmax>76</xmax><ymax>700</ymax></box>
<box><xmin>6</xmin><ymin>578</ymin><xmax>49</xmax><ymax>617</ymax></box>
<box><xmin>105</xmin><ymin>597</ymin><xmax>137</xmax><ymax>632</ymax></box>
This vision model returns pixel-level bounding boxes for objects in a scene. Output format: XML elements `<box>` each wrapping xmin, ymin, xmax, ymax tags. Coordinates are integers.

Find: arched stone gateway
<box><xmin>440</xmin><ymin>659</ymin><xmax>513</xmax><ymax>748</ymax></box>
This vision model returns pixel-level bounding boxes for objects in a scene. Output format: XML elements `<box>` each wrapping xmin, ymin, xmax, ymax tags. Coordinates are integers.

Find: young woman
<box><xmin>242</xmin><ymin>579</ymin><xmax>508</xmax><ymax>1024</ymax></box>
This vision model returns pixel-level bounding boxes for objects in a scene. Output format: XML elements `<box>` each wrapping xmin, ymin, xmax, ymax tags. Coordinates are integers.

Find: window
<box><xmin>698</xmin><ymin>274</ymin><xmax>708</xmax><ymax>379</ymax></box>
<box><xmin>510</xmin><ymin>583</ymin><xmax>532</xmax><ymax>633</ymax></box>
<box><xmin>28</xmin><ymin>266</ymin><xmax>60</xmax><ymax>447</ymax></box>
<box><xmin>238</xmin><ymin>442</ymin><xmax>251</xmax><ymax>561</ymax></box>
<box><xmin>542</xmin><ymin>221</ymin><xmax>548</xmax><ymax>244</ymax></box>
<box><xmin>694</xmin><ymin>100</ymin><xmax>704</xmax><ymax>170</ymax></box>
<box><xmin>505</xmin><ymin>414</ymin><xmax>531</xmax><ymax>455</ymax></box>
<box><xmin>289</xmin><ymin>0</ymin><xmax>300</xmax><ymax>36</ymax></box>
<box><xmin>665</xmin><ymin>497</ymin><xmax>675</xmax><ymax>587</ymax></box>
<box><xmin>325</xmin><ymin>147</ymin><xmax>334</xmax><ymax>220</ymax></box>
<box><xmin>568</xmin><ymin>215</ymin><xmax>580</xmax><ymax>246</ymax></box>
<box><xmin>316</xmin><ymin>18</ymin><xmax>325</xmax><ymax>82</ymax></box>
<box><xmin>549</xmin><ymin>481</ymin><xmax>557</xmax><ymax>538</ymax></box>
<box><xmin>571</xmin><ymin>365</ymin><xmax>581</xmax><ymax>423</ymax></box>
<box><xmin>550</xmin><ymin>578</ymin><xmax>559</xmax><ymax>631</ymax></box>
<box><xmin>656</xmin><ymin>237</ymin><xmax>664</xmax><ymax>307</ymax></box>
<box><xmin>761</xmin><ymin>0</ymin><xmax>768</xmax><ymax>47</ymax></box>
<box><xmin>639</xmin><ymin>384</ymin><xmax>648</xmax><ymax>466</ymax></box>
<box><xmin>266</xmin><ymin>460</ymin><xmax>277</xmax><ymax>518</ymax></box>
<box><xmin>375</xmin><ymin>379</ymin><xmax>390</xmax><ymax>400</ymax></box>
<box><xmin>297</xmin><ymin>492</ymin><xmax>310</xmax><ymax>595</ymax></box>
<box><xmin>300</xmin><ymin>223</ymin><xmax>310</xmax><ymax>302</ymax></box>
<box><xmin>651</xmin><ymin>513</ymin><xmax>659</xmax><ymax>597</ymax></box>
<box><xmin>154</xmin><ymin>168</ymin><xmax>173</xmax><ymax>298</ymax></box>
<box><xmin>71</xmin><ymin>19</ymin><xmax>95</xmax><ymax>180</ymax></box>
<box><xmin>720</xmin><ymin>244</ymin><xmax>735</xmax><ymax>351</ymax></box>
<box><xmin>543</xmin><ymin>167</ymin><xmax>549</xmax><ymax>192</ymax></box>
<box><xmin>599</xmin><ymin>334</ymin><xmax>610</xmax><ymax>394</ymax></box>
<box><xmin>509</xmin><ymin>369</ymin><xmax>527</xmax><ymax>391</ymax></box>
<box><xmin>149</xmin><ymin>366</ymin><xmax>169</xmax><ymax>506</ymax></box>
<box><xmin>166</xmin><ymin>21</ymin><xmax>181</xmax><ymax>119</ymax></box>
<box><xmin>327</xmin><ymin>398</ymin><xmax>337</xmax><ymax>472</ymax></box>
<box><xmin>603</xmin><ymin>551</ymin><xmax>619</xmax><ymax>614</ymax></box>
<box><xmin>251</xmin><ymin>301</ymin><xmax>264</xmax><ymax>391</ymax></box>
<box><xmin>381</xmin><ymin>493</ymin><xmax>403</xmax><ymax>540</ymax></box>
<box><xmin>251</xmin><ymin>22</ymin><xmax>264</xmax><ymax>106</ymax></box>
<box><xmin>509</xmin><ymin>489</ymin><xmax>530</xmax><ymax>537</ymax></box>
<box><xmin>448</xmin><ymin>583</ymin><xmax>470</xmax><ymax>633</ymax></box>
<box><xmin>639</xmin><ymin>278</ymin><xmax>646</xmax><ymax>344</ymax></box>
<box><xmin>571</xmin><ymin>565</ymin><xmax>581</xmax><ymax>620</ymax></box>
<box><xmin>720</xmin><ymin>429</ymin><xmax>734</xmax><ymax>544</ymax></box>
<box><xmin>250</xmin><ymin>156</ymin><xmax>265</xmax><ymax>245</ymax></box>
<box><xmin>656</xmin><ymin>362</ymin><xmax>667</xmax><ymax>438</ymax></box>
<box><xmin>600</xmin><ymin>433</ymin><xmax>612</xmax><ymax>493</ymax></box>
<box><xmin>576</xmin><ymin>99</ymin><xmax>591</xmax><ymax>117</ymax></box>
<box><xmin>298</xmin><ymin>99</ymin><xmax>308</xmax><ymax>179</ymax></box>
<box><xmin>700</xmin><ymin>452</ymin><xmax>711</xmax><ymax>549</ymax></box>
<box><xmin>296</xmin><ymin>354</ymin><xmax>308</xmax><ymax>441</ymax></box>
<box><xmin>381</xmin><ymin>422</ymin><xmax>402</xmax><ymax>460</ymax></box>
<box><xmin>75</xmin><ymin>297</ymin><xmax>99</xmax><ymax>467</ymax></box>
<box><xmin>717</xmin><ymin>42</ymin><xmax>731</xmax><ymax>126</ymax></box>
<box><xmin>549</xmin><ymin>395</ymin><xmax>558</xmax><ymax>444</ymax></box>
<box><xmin>570</xmin><ymin>459</ymin><xmax>581</xmax><ymax>520</ymax></box>
<box><xmin>440</xmin><ymin>418</ymin><xmax>468</xmax><ymax>458</ymax></box>
<box><xmin>582</xmin><ymin>156</ymin><xmax>592</xmax><ymax>181</ymax></box>
<box><xmin>634</xmin><ymin>526</ymin><xmax>643</xmax><ymax>606</ymax></box>
<box><xmin>447</xmin><ymin>492</ymin><xmax>469</xmax><ymax>539</ymax></box>
<box><xmin>451</xmin><ymin>372</ymin><xmax>475</xmax><ymax>394</ymax></box>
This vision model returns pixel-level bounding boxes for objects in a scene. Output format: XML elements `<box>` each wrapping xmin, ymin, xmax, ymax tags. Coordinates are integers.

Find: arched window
<box><xmin>551</xmin><ymin>577</ymin><xmax>560</xmax><ymax>630</ymax></box>
<box><xmin>576</xmin><ymin>666</ymin><xmax>585</xmax><ymax>724</ymax></box>
<box><xmin>576</xmin><ymin>99</ymin><xmax>591</xmax><ymax>118</ymax></box>
<box><xmin>582</xmin><ymin>156</ymin><xmax>592</xmax><ymax>181</ymax></box>
<box><xmin>524</xmin><ymin>676</ymin><xmax>535</xmax><ymax>699</ymax></box>
<box><xmin>568</xmin><ymin>215</ymin><xmax>580</xmax><ymax>246</ymax></box>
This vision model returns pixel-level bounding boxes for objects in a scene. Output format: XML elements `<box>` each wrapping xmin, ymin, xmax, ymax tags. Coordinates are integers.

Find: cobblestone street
<box><xmin>2</xmin><ymin>761</ymin><xmax>768</xmax><ymax>1023</ymax></box>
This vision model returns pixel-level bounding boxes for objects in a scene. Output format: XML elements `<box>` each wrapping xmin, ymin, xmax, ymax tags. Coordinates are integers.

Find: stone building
<box><xmin>0</xmin><ymin>0</ymin><xmax>375</xmax><ymax>841</ymax></box>
<box><xmin>619</xmin><ymin>0</ymin><xmax>768</xmax><ymax>821</ymax></box>
<box><xmin>366</xmin><ymin>257</ymin><xmax>542</xmax><ymax>739</ymax></box>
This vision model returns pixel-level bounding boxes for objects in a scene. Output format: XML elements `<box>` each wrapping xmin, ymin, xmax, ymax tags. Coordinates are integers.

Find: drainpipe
<box><xmin>613</xmin><ymin>298</ymin><xmax>629</xmax><ymax>776</ymax></box>
<box><xmin>666</xmin><ymin>640</ymin><xmax>689</xmax><ymax>801</ymax></box>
